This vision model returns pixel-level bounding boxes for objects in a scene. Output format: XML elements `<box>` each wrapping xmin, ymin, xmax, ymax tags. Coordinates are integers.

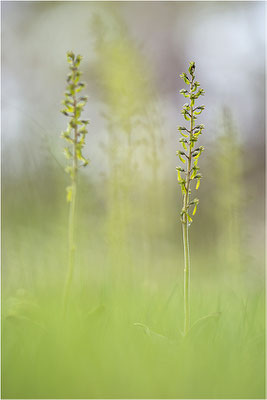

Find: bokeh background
<box><xmin>2</xmin><ymin>1</ymin><xmax>265</xmax><ymax>399</ymax></box>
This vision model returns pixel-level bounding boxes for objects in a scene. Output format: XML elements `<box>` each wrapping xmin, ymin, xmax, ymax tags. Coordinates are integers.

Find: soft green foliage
<box><xmin>213</xmin><ymin>108</ymin><xmax>244</xmax><ymax>273</ymax></box>
<box><xmin>1</xmin><ymin>39</ymin><xmax>264</xmax><ymax>400</ymax></box>
<box><xmin>177</xmin><ymin>62</ymin><xmax>205</xmax><ymax>335</ymax></box>
<box><xmin>2</xmin><ymin>80</ymin><xmax>265</xmax><ymax>399</ymax></box>
<box><xmin>2</xmin><ymin>256</ymin><xmax>265</xmax><ymax>399</ymax></box>
<box><xmin>61</xmin><ymin>51</ymin><xmax>89</xmax><ymax>202</ymax></box>
<box><xmin>91</xmin><ymin>13</ymin><xmax>166</xmax><ymax>286</ymax></box>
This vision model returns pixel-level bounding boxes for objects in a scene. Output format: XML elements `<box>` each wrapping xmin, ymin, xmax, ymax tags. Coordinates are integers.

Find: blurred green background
<box><xmin>1</xmin><ymin>1</ymin><xmax>265</xmax><ymax>399</ymax></box>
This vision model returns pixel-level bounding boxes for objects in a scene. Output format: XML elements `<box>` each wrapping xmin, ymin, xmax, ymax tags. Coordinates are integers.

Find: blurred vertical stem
<box><xmin>60</xmin><ymin>51</ymin><xmax>89</xmax><ymax>315</ymax></box>
<box><xmin>63</xmin><ymin>156</ymin><xmax>77</xmax><ymax>315</ymax></box>
<box><xmin>182</xmin><ymin>220</ymin><xmax>190</xmax><ymax>334</ymax></box>
<box><xmin>214</xmin><ymin>108</ymin><xmax>243</xmax><ymax>273</ymax></box>
<box><xmin>177</xmin><ymin>62</ymin><xmax>205</xmax><ymax>335</ymax></box>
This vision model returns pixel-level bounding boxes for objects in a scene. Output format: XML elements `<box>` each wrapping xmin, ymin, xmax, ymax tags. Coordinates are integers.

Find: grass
<box><xmin>1</xmin><ymin>192</ymin><xmax>265</xmax><ymax>398</ymax></box>
<box><xmin>1</xmin><ymin>47</ymin><xmax>264</xmax><ymax>400</ymax></box>
<box><xmin>2</xmin><ymin>280</ymin><xmax>265</xmax><ymax>398</ymax></box>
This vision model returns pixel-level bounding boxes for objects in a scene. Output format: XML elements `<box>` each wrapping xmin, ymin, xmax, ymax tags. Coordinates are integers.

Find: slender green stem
<box><xmin>63</xmin><ymin>179</ymin><xmax>76</xmax><ymax>315</ymax></box>
<box><xmin>182</xmin><ymin>220</ymin><xmax>190</xmax><ymax>334</ymax></box>
<box><xmin>63</xmin><ymin>95</ymin><xmax>78</xmax><ymax>316</ymax></box>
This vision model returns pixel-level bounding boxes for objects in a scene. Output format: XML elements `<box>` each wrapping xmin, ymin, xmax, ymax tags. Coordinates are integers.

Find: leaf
<box><xmin>185</xmin><ymin>312</ymin><xmax>221</xmax><ymax>341</ymax></box>
<box><xmin>192</xmin><ymin>204</ymin><xmax>197</xmax><ymax>215</ymax></box>
<box><xmin>196</xmin><ymin>179</ymin><xmax>200</xmax><ymax>190</ymax></box>
<box><xmin>133</xmin><ymin>323</ymin><xmax>170</xmax><ymax>342</ymax></box>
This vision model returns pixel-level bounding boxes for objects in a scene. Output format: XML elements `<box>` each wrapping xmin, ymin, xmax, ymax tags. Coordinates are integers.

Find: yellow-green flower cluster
<box><xmin>61</xmin><ymin>51</ymin><xmax>89</xmax><ymax>195</ymax></box>
<box><xmin>177</xmin><ymin>61</ymin><xmax>205</xmax><ymax>223</ymax></box>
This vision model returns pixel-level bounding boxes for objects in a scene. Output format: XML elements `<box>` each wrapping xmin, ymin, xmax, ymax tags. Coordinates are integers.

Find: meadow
<box><xmin>2</xmin><ymin>124</ymin><xmax>265</xmax><ymax>398</ymax></box>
